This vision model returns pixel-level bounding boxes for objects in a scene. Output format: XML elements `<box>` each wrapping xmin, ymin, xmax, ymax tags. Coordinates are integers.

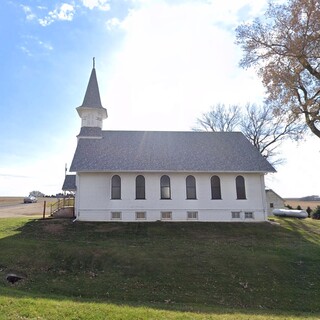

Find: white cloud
<box><xmin>38</xmin><ymin>40</ymin><xmax>53</xmax><ymax>51</ymax></box>
<box><xmin>128</xmin><ymin>0</ymin><xmax>268</xmax><ymax>26</ymax></box>
<box><xmin>103</xmin><ymin>1</ymin><xmax>266</xmax><ymax>131</ymax></box>
<box><xmin>20</xmin><ymin>35</ymin><xmax>53</xmax><ymax>56</ymax></box>
<box><xmin>38</xmin><ymin>16</ymin><xmax>53</xmax><ymax>27</ymax></box>
<box><xmin>20</xmin><ymin>46</ymin><xmax>32</xmax><ymax>57</ymax></box>
<box><xmin>35</xmin><ymin>0</ymin><xmax>111</xmax><ymax>27</ymax></box>
<box><xmin>106</xmin><ymin>17</ymin><xmax>121</xmax><ymax>30</ymax></box>
<box><xmin>81</xmin><ymin>0</ymin><xmax>110</xmax><ymax>11</ymax></box>
<box><xmin>21</xmin><ymin>5</ymin><xmax>36</xmax><ymax>21</ymax></box>
<box><xmin>55</xmin><ymin>3</ymin><xmax>74</xmax><ymax>20</ymax></box>
<box><xmin>38</xmin><ymin>3</ymin><xmax>75</xmax><ymax>27</ymax></box>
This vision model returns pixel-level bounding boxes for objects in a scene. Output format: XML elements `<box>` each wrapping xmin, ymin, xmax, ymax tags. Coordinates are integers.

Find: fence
<box><xmin>50</xmin><ymin>197</ymin><xmax>75</xmax><ymax>216</ymax></box>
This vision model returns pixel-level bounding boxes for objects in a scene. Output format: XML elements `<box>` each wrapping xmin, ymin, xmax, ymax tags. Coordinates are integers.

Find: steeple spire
<box><xmin>80</xmin><ymin>61</ymin><xmax>103</xmax><ymax>109</ymax></box>
<box><xmin>76</xmin><ymin>59</ymin><xmax>108</xmax><ymax>130</ymax></box>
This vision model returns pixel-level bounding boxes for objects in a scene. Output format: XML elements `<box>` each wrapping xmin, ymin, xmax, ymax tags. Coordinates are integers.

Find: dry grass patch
<box><xmin>0</xmin><ymin>197</ymin><xmax>24</xmax><ymax>206</ymax></box>
<box><xmin>43</xmin><ymin>223</ymin><xmax>66</xmax><ymax>234</ymax></box>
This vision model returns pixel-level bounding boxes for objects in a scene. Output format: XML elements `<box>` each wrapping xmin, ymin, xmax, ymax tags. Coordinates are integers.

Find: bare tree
<box><xmin>241</xmin><ymin>104</ymin><xmax>305</xmax><ymax>166</ymax></box>
<box><xmin>195</xmin><ymin>104</ymin><xmax>241</xmax><ymax>132</ymax></box>
<box><xmin>235</xmin><ymin>0</ymin><xmax>320</xmax><ymax>138</ymax></box>
<box><xmin>195</xmin><ymin>103</ymin><xmax>305</xmax><ymax>166</ymax></box>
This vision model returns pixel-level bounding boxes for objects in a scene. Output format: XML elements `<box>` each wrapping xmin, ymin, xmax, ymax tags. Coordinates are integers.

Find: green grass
<box><xmin>0</xmin><ymin>217</ymin><xmax>320</xmax><ymax>319</ymax></box>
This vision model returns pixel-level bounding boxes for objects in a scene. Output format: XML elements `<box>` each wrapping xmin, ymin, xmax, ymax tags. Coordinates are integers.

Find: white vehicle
<box><xmin>23</xmin><ymin>196</ymin><xmax>37</xmax><ymax>204</ymax></box>
<box><xmin>272</xmin><ymin>209</ymin><xmax>308</xmax><ymax>219</ymax></box>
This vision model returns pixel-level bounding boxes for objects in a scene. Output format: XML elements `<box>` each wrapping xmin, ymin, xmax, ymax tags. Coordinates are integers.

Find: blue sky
<box><xmin>0</xmin><ymin>0</ymin><xmax>319</xmax><ymax>197</ymax></box>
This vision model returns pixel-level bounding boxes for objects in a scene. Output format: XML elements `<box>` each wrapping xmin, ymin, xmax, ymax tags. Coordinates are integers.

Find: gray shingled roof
<box><xmin>80</xmin><ymin>68</ymin><xmax>103</xmax><ymax>109</ymax></box>
<box><xmin>77</xmin><ymin>127</ymin><xmax>102</xmax><ymax>138</ymax></box>
<box><xmin>70</xmin><ymin>130</ymin><xmax>275</xmax><ymax>173</ymax></box>
<box><xmin>62</xmin><ymin>175</ymin><xmax>76</xmax><ymax>191</ymax></box>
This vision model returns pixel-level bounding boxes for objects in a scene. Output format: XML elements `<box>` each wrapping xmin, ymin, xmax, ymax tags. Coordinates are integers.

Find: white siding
<box><xmin>265</xmin><ymin>190</ymin><xmax>285</xmax><ymax>216</ymax></box>
<box><xmin>75</xmin><ymin>172</ymin><xmax>267</xmax><ymax>222</ymax></box>
<box><xmin>80</xmin><ymin>109</ymin><xmax>104</xmax><ymax>128</ymax></box>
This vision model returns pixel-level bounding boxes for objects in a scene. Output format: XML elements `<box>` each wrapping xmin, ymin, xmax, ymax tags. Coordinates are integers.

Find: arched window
<box><xmin>136</xmin><ymin>175</ymin><xmax>145</xmax><ymax>199</ymax></box>
<box><xmin>211</xmin><ymin>175</ymin><xmax>221</xmax><ymax>199</ymax></box>
<box><xmin>236</xmin><ymin>175</ymin><xmax>246</xmax><ymax>199</ymax></box>
<box><xmin>160</xmin><ymin>175</ymin><xmax>171</xmax><ymax>199</ymax></box>
<box><xmin>111</xmin><ymin>175</ymin><xmax>121</xmax><ymax>199</ymax></box>
<box><xmin>186</xmin><ymin>175</ymin><xmax>196</xmax><ymax>199</ymax></box>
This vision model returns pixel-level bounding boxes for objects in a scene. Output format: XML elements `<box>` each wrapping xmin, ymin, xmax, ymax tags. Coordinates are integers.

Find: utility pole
<box><xmin>64</xmin><ymin>163</ymin><xmax>67</xmax><ymax>197</ymax></box>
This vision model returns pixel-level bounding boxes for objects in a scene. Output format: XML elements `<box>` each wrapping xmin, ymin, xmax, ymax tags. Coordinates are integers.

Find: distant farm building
<box><xmin>265</xmin><ymin>189</ymin><xmax>285</xmax><ymax>216</ymax></box>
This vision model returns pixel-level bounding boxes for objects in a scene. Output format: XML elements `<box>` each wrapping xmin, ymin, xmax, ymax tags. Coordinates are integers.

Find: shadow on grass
<box><xmin>280</xmin><ymin>217</ymin><xmax>320</xmax><ymax>244</ymax></box>
<box><xmin>0</xmin><ymin>218</ymin><xmax>320</xmax><ymax>318</ymax></box>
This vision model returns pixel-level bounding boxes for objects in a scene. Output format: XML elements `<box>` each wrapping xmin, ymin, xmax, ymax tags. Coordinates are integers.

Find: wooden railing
<box><xmin>50</xmin><ymin>197</ymin><xmax>75</xmax><ymax>216</ymax></box>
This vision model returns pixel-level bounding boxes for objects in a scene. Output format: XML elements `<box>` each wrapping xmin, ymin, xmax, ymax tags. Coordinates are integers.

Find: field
<box><xmin>0</xmin><ymin>216</ymin><xmax>320</xmax><ymax>319</ymax></box>
<box><xmin>0</xmin><ymin>197</ymin><xmax>58</xmax><ymax>218</ymax></box>
<box><xmin>0</xmin><ymin>197</ymin><xmax>25</xmax><ymax>206</ymax></box>
<box><xmin>284</xmin><ymin>199</ymin><xmax>320</xmax><ymax>210</ymax></box>
<box><xmin>0</xmin><ymin>196</ymin><xmax>58</xmax><ymax>207</ymax></box>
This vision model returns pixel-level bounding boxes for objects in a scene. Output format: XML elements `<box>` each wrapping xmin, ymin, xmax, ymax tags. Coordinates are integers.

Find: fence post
<box><xmin>43</xmin><ymin>201</ymin><xmax>46</xmax><ymax>219</ymax></box>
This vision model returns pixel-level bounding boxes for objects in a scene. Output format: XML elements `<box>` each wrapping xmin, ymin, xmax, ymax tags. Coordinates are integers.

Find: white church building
<box><xmin>67</xmin><ymin>63</ymin><xmax>275</xmax><ymax>222</ymax></box>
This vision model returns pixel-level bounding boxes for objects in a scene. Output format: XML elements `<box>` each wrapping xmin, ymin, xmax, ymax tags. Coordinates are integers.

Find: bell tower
<box><xmin>76</xmin><ymin>58</ymin><xmax>108</xmax><ymax>129</ymax></box>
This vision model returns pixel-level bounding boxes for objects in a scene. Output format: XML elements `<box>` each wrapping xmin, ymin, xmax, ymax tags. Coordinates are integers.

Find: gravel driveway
<box><xmin>0</xmin><ymin>198</ymin><xmax>56</xmax><ymax>218</ymax></box>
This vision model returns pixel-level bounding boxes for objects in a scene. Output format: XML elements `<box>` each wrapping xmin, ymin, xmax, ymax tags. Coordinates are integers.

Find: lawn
<box><xmin>0</xmin><ymin>217</ymin><xmax>320</xmax><ymax>319</ymax></box>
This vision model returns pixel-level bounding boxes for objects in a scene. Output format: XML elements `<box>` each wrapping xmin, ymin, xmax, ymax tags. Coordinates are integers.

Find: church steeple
<box><xmin>76</xmin><ymin>59</ymin><xmax>108</xmax><ymax>129</ymax></box>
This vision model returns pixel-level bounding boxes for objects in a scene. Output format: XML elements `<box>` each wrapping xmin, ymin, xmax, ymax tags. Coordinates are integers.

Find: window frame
<box><xmin>244</xmin><ymin>212</ymin><xmax>254</xmax><ymax>219</ymax></box>
<box><xmin>187</xmin><ymin>211</ymin><xmax>198</xmax><ymax>220</ymax></box>
<box><xmin>160</xmin><ymin>175</ymin><xmax>171</xmax><ymax>200</ymax></box>
<box><xmin>111</xmin><ymin>212</ymin><xmax>122</xmax><ymax>220</ymax></box>
<box><xmin>111</xmin><ymin>175</ymin><xmax>121</xmax><ymax>200</ymax></box>
<box><xmin>186</xmin><ymin>175</ymin><xmax>197</xmax><ymax>200</ymax></box>
<box><xmin>135</xmin><ymin>175</ymin><xmax>146</xmax><ymax>200</ymax></box>
<box><xmin>161</xmin><ymin>211</ymin><xmax>172</xmax><ymax>220</ymax></box>
<box><xmin>211</xmin><ymin>175</ymin><xmax>222</xmax><ymax>200</ymax></box>
<box><xmin>236</xmin><ymin>175</ymin><xmax>246</xmax><ymax>200</ymax></box>
<box><xmin>136</xmin><ymin>211</ymin><xmax>146</xmax><ymax>220</ymax></box>
<box><xmin>231</xmin><ymin>211</ymin><xmax>241</xmax><ymax>219</ymax></box>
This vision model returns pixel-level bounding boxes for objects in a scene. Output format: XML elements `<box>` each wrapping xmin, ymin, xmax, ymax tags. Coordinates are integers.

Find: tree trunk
<box><xmin>305</xmin><ymin>114</ymin><xmax>320</xmax><ymax>138</ymax></box>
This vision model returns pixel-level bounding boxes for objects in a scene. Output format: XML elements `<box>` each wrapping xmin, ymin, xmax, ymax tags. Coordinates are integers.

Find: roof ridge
<box><xmin>99</xmin><ymin>130</ymin><xmax>243</xmax><ymax>134</ymax></box>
